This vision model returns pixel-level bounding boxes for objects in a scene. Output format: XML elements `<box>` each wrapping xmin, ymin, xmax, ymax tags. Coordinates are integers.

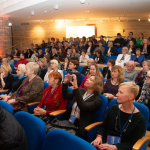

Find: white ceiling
<box><xmin>0</xmin><ymin>0</ymin><xmax>150</xmax><ymax>21</ymax></box>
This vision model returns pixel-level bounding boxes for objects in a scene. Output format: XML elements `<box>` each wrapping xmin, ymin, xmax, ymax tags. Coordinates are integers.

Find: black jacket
<box><xmin>7</xmin><ymin>76</ymin><xmax>27</xmax><ymax>95</ymax></box>
<box><xmin>80</xmin><ymin>66</ymin><xmax>89</xmax><ymax>76</ymax></box>
<box><xmin>62</xmin><ymin>83</ymin><xmax>102</xmax><ymax>138</ymax></box>
<box><xmin>102</xmin><ymin>67</ymin><xmax>111</xmax><ymax>79</ymax></box>
<box><xmin>93</xmin><ymin>55</ymin><xmax>105</xmax><ymax>64</ymax></box>
<box><xmin>38</xmin><ymin>67</ymin><xmax>47</xmax><ymax>80</ymax></box>
<box><xmin>0</xmin><ymin>106</ymin><xmax>28</xmax><ymax>150</ymax></box>
<box><xmin>86</xmin><ymin>46</ymin><xmax>95</xmax><ymax>54</ymax></box>
<box><xmin>113</xmin><ymin>38</ymin><xmax>125</xmax><ymax>47</ymax></box>
<box><xmin>104</xmin><ymin>47</ymin><xmax>116</xmax><ymax>56</ymax></box>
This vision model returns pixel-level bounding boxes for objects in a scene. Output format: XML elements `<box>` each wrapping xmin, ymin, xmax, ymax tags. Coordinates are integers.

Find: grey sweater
<box><xmin>123</xmin><ymin>69</ymin><xmax>138</xmax><ymax>81</ymax></box>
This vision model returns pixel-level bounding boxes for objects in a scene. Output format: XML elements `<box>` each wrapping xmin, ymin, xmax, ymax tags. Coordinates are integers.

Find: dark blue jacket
<box><xmin>130</xmin><ymin>54</ymin><xmax>146</xmax><ymax>66</ymax></box>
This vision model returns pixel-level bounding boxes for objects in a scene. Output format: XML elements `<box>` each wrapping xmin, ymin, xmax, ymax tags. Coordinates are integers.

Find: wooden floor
<box><xmin>146</xmin><ymin>131</ymin><xmax>150</xmax><ymax>150</ymax></box>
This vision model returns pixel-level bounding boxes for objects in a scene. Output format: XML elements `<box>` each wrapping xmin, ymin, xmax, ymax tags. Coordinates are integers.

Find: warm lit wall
<box><xmin>11</xmin><ymin>19</ymin><xmax>150</xmax><ymax>50</ymax></box>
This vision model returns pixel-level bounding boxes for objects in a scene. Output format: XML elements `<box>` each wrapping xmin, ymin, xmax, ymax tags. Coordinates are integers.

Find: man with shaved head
<box><xmin>81</xmin><ymin>58</ymin><xmax>94</xmax><ymax>75</ymax></box>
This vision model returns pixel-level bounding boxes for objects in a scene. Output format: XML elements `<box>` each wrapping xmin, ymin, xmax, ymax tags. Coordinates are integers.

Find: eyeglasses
<box><xmin>146</xmin><ymin>76</ymin><xmax>150</xmax><ymax>79</ymax></box>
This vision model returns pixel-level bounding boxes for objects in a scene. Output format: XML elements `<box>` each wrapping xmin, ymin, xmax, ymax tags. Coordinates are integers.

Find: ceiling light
<box><xmin>138</xmin><ymin>19</ymin><xmax>140</xmax><ymax>21</ymax></box>
<box><xmin>44</xmin><ymin>11</ymin><xmax>47</xmax><ymax>13</ymax></box>
<box><xmin>148</xmin><ymin>19</ymin><xmax>150</xmax><ymax>22</ymax></box>
<box><xmin>54</xmin><ymin>4</ymin><xmax>59</xmax><ymax>10</ymax></box>
<box><xmin>118</xmin><ymin>17</ymin><xmax>120</xmax><ymax>21</ymax></box>
<box><xmin>30</xmin><ymin>11</ymin><xmax>34</xmax><ymax>16</ymax></box>
<box><xmin>85</xmin><ymin>11</ymin><xmax>89</xmax><ymax>12</ymax></box>
<box><xmin>39</xmin><ymin>20</ymin><xmax>41</xmax><ymax>23</ymax></box>
<box><xmin>8</xmin><ymin>23</ymin><xmax>12</xmax><ymax>26</ymax></box>
<box><xmin>80</xmin><ymin>0</ymin><xmax>85</xmax><ymax>4</ymax></box>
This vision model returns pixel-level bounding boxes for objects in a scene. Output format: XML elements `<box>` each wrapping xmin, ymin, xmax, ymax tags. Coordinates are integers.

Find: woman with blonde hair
<box><xmin>79</xmin><ymin>64</ymin><xmax>103</xmax><ymax>89</ymax></box>
<box><xmin>115</xmin><ymin>47</ymin><xmax>131</xmax><ymax>66</ymax></box>
<box><xmin>0</xmin><ymin>63</ymin><xmax>14</xmax><ymax>89</ymax></box>
<box><xmin>123</xmin><ymin>61</ymin><xmax>137</xmax><ymax>81</ymax></box>
<box><xmin>92</xmin><ymin>82</ymin><xmax>145</xmax><ymax>150</ymax></box>
<box><xmin>102</xmin><ymin>65</ymin><xmax>124</xmax><ymax>101</ymax></box>
<box><xmin>38</xmin><ymin>58</ymin><xmax>47</xmax><ymax>80</ymax></box>
<box><xmin>0</xmin><ymin>64</ymin><xmax>26</xmax><ymax>99</ymax></box>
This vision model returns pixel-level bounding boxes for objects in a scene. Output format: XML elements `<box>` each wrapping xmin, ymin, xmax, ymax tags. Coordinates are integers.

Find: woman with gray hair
<box><xmin>0</xmin><ymin>64</ymin><xmax>27</xmax><ymax>100</ymax></box>
<box><xmin>115</xmin><ymin>47</ymin><xmax>131</xmax><ymax>66</ymax></box>
<box><xmin>123</xmin><ymin>61</ymin><xmax>138</xmax><ymax>81</ymax></box>
<box><xmin>3</xmin><ymin>62</ymin><xmax>44</xmax><ymax>112</ymax></box>
<box><xmin>44</xmin><ymin>59</ymin><xmax>63</xmax><ymax>82</ymax></box>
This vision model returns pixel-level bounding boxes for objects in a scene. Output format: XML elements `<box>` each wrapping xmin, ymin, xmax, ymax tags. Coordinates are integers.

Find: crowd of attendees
<box><xmin>0</xmin><ymin>32</ymin><xmax>150</xmax><ymax>149</ymax></box>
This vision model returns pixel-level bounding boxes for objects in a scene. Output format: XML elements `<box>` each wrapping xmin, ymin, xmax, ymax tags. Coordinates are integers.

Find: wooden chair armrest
<box><xmin>132</xmin><ymin>136</ymin><xmax>150</xmax><ymax>150</ymax></box>
<box><xmin>27</xmin><ymin>102</ymin><xmax>40</xmax><ymax>106</ymax></box>
<box><xmin>0</xmin><ymin>89</ymin><xmax>8</xmax><ymax>92</ymax></box>
<box><xmin>85</xmin><ymin>122</ymin><xmax>103</xmax><ymax>131</ymax></box>
<box><xmin>50</xmin><ymin>110</ymin><xmax>66</xmax><ymax>116</ymax></box>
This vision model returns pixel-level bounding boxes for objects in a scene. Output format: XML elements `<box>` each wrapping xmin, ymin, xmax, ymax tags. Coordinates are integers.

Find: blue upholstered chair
<box><xmin>99</xmin><ymin>67</ymin><xmax>103</xmax><ymax>73</ymax></box>
<box><xmin>89</xmin><ymin>55</ymin><xmax>94</xmax><ymax>58</ymax></box>
<box><xmin>79</xmin><ymin>74</ymin><xmax>85</xmax><ymax>87</ymax></box>
<box><xmin>89</xmin><ymin>99</ymin><xmax>150</xmax><ymax>150</ymax></box>
<box><xmin>14</xmin><ymin>60</ymin><xmax>18</xmax><ymax>65</ymax></box>
<box><xmin>77</xmin><ymin>66</ymin><xmax>84</xmax><ymax>73</ymax></box>
<box><xmin>42</xmin><ymin>129</ymin><xmax>96</xmax><ymax>150</ymax></box>
<box><xmin>10</xmin><ymin>64</ymin><xmax>14</xmax><ymax>74</ymax></box>
<box><xmin>0</xmin><ymin>100</ymin><xmax>13</xmax><ymax>114</ymax></box>
<box><xmin>14</xmin><ymin>111</ymin><xmax>46</xmax><ymax>150</ymax></box>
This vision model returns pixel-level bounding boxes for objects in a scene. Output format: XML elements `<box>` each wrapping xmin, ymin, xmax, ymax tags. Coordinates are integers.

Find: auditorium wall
<box><xmin>10</xmin><ymin>19</ymin><xmax>150</xmax><ymax>51</ymax></box>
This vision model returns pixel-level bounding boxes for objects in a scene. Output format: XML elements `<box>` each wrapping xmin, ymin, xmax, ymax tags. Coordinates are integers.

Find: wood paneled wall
<box><xmin>11</xmin><ymin>19</ymin><xmax>150</xmax><ymax>50</ymax></box>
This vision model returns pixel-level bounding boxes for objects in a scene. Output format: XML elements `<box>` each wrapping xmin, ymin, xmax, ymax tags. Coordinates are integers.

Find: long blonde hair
<box><xmin>87</xmin><ymin>64</ymin><xmax>103</xmax><ymax>78</ymax></box>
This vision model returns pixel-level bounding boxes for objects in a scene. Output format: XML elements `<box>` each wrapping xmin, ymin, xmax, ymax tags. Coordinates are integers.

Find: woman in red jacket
<box><xmin>34</xmin><ymin>71</ymin><xmax>67</xmax><ymax>122</ymax></box>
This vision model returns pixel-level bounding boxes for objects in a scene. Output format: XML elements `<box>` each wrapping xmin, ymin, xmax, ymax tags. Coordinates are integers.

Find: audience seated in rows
<box><xmin>81</xmin><ymin>58</ymin><xmax>94</xmax><ymax>76</ymax></box>
<box><xmin>113</xmin><ymin>33</ymin><xmax>125</xmax><ymax>48</ymax></box>
<box><xmin>0</xmin><ymin>63</ymin><xmax>14</xmax><ymax>89</ymax></box>
<box><xmin>86</xmin><ymin>40</ymin><xmax>95</xmax><ymax>55</ymax></box>
<box><xmin>80</xmin><ymin>64</ymin><xmax>103</xmax><ymax>89</ymax></box>
<box><xmin>79</xmin><ymin>49</ymin><xmax>89</xmax><ymax>63</ymax></box>
<box><xmin>115</xmin><ymin>47</ymin><xmax>131</xmax><ymax>66</ymax></box>
<box><xmin>124</xmin><ymin>32</ymin><xmax>136</xmax><ymax>46</ymax></box>
<box><xmin>57</xmin><ymin>47</ymin><xmax>65</xmax><ymax>62</ymax></box>
<box><xmin>60</xmin><ymin>56</ymin><xmax>70</xmax><ymax>72</ymax></box>
<box><xmin>27</xmin><ymin>49</ymin><xmax>33</xmax><ymax>58</ymax></box>
<box><xmin>44</xmin><ymin>54</ymin><xmax>50</xmax><ymax>67</ymax></box>
<box><xmin>104</xmin><ymin>41</ymin><xmax>116</xmax><ymax>56</ymax></box>
<box><xmin>97</xmin><ymin>35</ymin><xmax>105</xmax><ymax>45</ymax></box>
<box><xmin>102</xmin><ymin>59</ymin><xmax>115</xmax><ymax>79</ymax></box>
<box><xmin>44</xmin><ymin>59</ymin><xmax>63</xmax><ymax>82</ymax></box>
<box><xmin>93</xmin><ymin>50</ymin><xmax>105</xmax><ymax>64</ymax></box>
<box><xmin>34</xmin><ymin>54</ymin><xmax>39</xmax><ymax>64</ymax></box>
<box><xmin>92</xmin><ymin>82</ymin><xmax>145</xmax><ymax>150</ymax></box>
<box><xmin>102</xmin><ymin>65</ymin><xmax>124</xmax><ymax>101</ymax></box>
<box><xmin>0</xmin><ymin>106</ymin><xmax>28</xmax><ymax>149</ymax></box>
<box><xmin>50</xmin><ymin>47</ymin><xmax>58</xmax><ymax>59</ymax></box>
<box><xmin>71</xmin><ymin>47</ymin><xmax>80</xmax><ymax>60</ymax></box>
<box><xmin>0</xmin><ymin>64</ymin><xmax>26</xmax><ymax>100</ymax></box>
<box><xmin>38</xmin><ymin>49</ymin><xmax>44</xmax><ymax>58</ymax></box>
<box><xmin>135</xmin><ymin>60</ymin><xmax>150</xmax><ymax>83</ymax></box>
<box><xmin>130</xmin><ymin>48</ymin><xmax>146</xmax><ymax>66</ymax></box>
<box><xmin>123</xmin><ymin>61</ymin><xmax>138</xmax><ymax>81</ymax></box>
<box><xmin>34</xmin><ymin>71</ymin><xmax>67</xmax><ymax>122</ymax></box>
<box><xmin>31</xmin><ymin>48</ymin><xmax>38</xmax><ymax>59</ymax></box>
<box><xmin>38</xmin><ymin>58</ymin><xmax>47</xmax><ymax>80</ymax></box>
<box><xmin>3</xmin><ymin>62</ymin><xmax>44</xmax><ymax>112</ymax></box>
<box><xmin>46</xmin><ymin>74</ymin><xmax>102</xmax><ymax>139</ymax></box>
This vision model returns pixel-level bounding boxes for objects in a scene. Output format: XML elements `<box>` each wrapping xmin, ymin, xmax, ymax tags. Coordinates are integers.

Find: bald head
<box><xmin>87</xmin><ymin>58</ymin><xmax>94</xmax><ymax>67</ymax></box>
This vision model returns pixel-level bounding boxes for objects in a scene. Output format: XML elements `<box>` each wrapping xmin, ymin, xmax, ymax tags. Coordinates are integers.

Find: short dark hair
<box><xmin>81</xmin><ymin>49</ymin><xmax>86</xmax><ymax>54</ymax></box>
<box><xmin>70</xmin><ymin>59</ymin><xmax>79</xmax><ymax>70</ymax></box>
<box><xmin>129</xmin><ymin>32</ymin><xmax>133</xmax><ymax>35</ymax></box>
<box><xmin>8</xmin><ymin>54</ymin><xmax>13</xmax><ymax>59</ymax></box>
<box><xmin>108</xmin><ymin>59</ymin><xmax>115</xmax><ymax>66</ymax></box>
<box><xmin>95</xmin><ymin>50</ymin><xmax>102</xmax><ymax>55</ymax></box>
<box><xmin>20</xmin><ymin>53</ymin><xmax>25</xmax><ymax>57</ymax></box>
<box><xmin>136</xmin><ymin>48</ymin><xmax>142</xmax><ymax>52</ymax></box>
<box><xmin>117</xmin><ymin>33</ymin><xmax>121</xmax><ymax>36</ymax></box>
<box><xmin>35</xmin><ymin>54</ymin><xmax>39</xmax><ymax>58</ymax></box>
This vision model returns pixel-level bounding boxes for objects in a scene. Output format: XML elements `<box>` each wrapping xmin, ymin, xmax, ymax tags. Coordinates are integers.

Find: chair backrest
<box><xmin>0</xmin><ymin>101</ymin><xmax>13</xmax><ymax>114</ymax></box>
<box><xmin>124</xmin><ymin>80</ymin><xmax>128</xmax><ymax>82</ymax></box>
<box><xmin>10</xmin><ymin>64</ymin><xmax>14</xmax><ymax>74</ymax></box>
<box><xmin>14</xmin><ymin>111</ymin><xmax>46</xmax><ymax>150</ymax></box>
<box><xmin>92</xmin><ymin>94</ymin><xmax>108</xmax><ymax>123</ymax></box>
<box><xmin>13</xmin><ymin>74</ymin><xmax>19</xmax><ymax>78</ymax></box>
<box><xmin>77</xmin><ymin>66</ymin><xmax>84</xmax><ymax>73</ymax></box>
<box><xmin>116</xmin><ymin>47</ymin><xmax>122</xmax><ymax>54</ymax></box>
<box><xmin>99</xmin><ymin>67</ymin><xmax>103</xmax><ymax>73</ymax></box>
<box><xmin>43</xmin><ymin>82</ymin><xmax>49</xmax><ymax>89</ymax></box>
<box><xmin>107</xmin><ymin>99</ymin><xmax>149</xmax><ymax>136</ymax></box>
<box><xmin>103</xmin><ymin>78</ymin><xmax>107</xmax><ymax>85</ymax></box>
<box><xmin>79</xmin><ymin>74</ymin><xmax>85</xmax><ymax>86</ymax></box>
<box><xmin>42</xmin><ymin>129</ymin><xmax>96</xmax><ymax>150</ymax></box>
<box><xmin>63</xmin><ymin>71</ymin><xmax>67</xmax><ymax>80</ymax></box>
<box><xmin>66</xmin><ymin>87</ymin><xmax>73</xmax><ymax>109</ymax></box>
<box><xmin>89</xmin><ymin>55</ymin><xmax>94</xmax><ymax>58</ymax></box>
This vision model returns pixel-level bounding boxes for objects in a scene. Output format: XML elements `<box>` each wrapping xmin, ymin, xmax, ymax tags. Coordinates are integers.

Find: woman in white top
<box><xmin>44</xmin><ymin>59</ymin><xmax>63</xmax><ymax>82</ymax></box>
<box><xmin>79</xmin><ymin>49</ymin><xmax>89</xmax><ymax>63</ymax></box>
<box><xmin>115</xmin><ymin>47</ymin><xmax>131</xmax><ymax>67</ymax></box>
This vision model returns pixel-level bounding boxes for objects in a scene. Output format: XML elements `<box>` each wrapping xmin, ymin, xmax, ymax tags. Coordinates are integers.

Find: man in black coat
<box><xmin>81</xmin><ymin>58</ymin><xmax>94</xmax><ymax>75</ymax></box>
<box><xmin>0</xmin><ymin>106</ymin><xmax>28</xmax><ymax>150</ymax></box>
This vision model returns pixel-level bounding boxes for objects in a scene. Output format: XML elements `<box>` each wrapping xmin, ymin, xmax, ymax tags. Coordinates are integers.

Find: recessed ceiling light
<box><xmin>138</xmin><ymin>19</ymin><xmax>140</xmax><ymax>21</ymax></box>
<box><xmin>80</xmin><ymin>0</ymin><xmax>85</xmax><ymax>4</ymax></box>
<box><xmin>44</xmin><ymin>11</ymin><xmax>47</xmax><ymax>13</ymax></box>
<box><xmin>87</xmin><ymin>3</ymin><xmax>91</xmax><ymax>5</ymax></box>
<box><xmin>85</xmin><ymin>11</ymin><xmax>89</xmax><ymax>12</ymax></box>
<box><xmin>148</xmin><ymin>19</ymin><xmax>150</xmax><ymax>22</ymax></box>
